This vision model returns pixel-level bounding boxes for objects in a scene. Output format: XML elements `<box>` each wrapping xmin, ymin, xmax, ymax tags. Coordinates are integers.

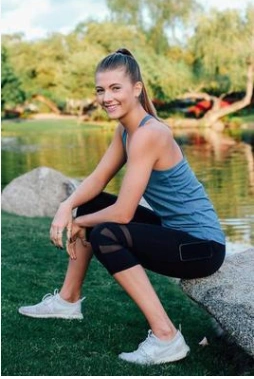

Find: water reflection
<box><xmin>2</xmin><ymin>122</ymin><xmax>254</xmax><ymax>252</ymax></box>
<box><xmin>174</xmin><ymin>128</ymin><xmax>254</xmax><ymax>252</ymax></box>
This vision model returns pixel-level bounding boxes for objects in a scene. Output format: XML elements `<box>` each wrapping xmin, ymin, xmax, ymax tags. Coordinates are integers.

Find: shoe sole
<box><xmin>18</xmin><ymin>310</ymin><xmax>83</xmax><ymax>319</ymax></box>
<box><xmin>119</xmin><ymin>346</ymin><xmax>190</xmax><ymax>365</ymax></box>
<box><xmin>152</xmin><ymin>346</ymin><xmax>190</xmax><ymax>364</ymax></box>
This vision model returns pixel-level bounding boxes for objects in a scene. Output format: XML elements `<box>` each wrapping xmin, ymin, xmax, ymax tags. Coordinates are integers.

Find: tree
<box><xmin>77</xmin><ymin>21</ymin><xmax>148</xmax><ymax>53</ymax></box>
<box><xmin>107</xmin><ymin>0</ymin><xmax>143</xmax><ymax>27</ymax></box>
<box><xmin>76</xmin><ymin>21</ymin><xmax>194</xmax><ymax>101</ymax></box>
<box><xmin>169</xmin><ymin>61</ymin><xmax>253</xmax><ymax>129</ymax></box>
<box><xmin>1</xmin><ymin>46</ymin><xmax>26</xmax><ymax>110</ymax></box>
<box><xmin>190</xmin><ymin>6</ymin><xmax>254</xmax><ymax>93</ymax></box>
<box><xmin>106</xmin><ymin>0</ymin><xmax>201</xmax><ymax>53</ymax></box>
<box><xmin>144</xmin><ymin>0</ymin><xmax>201</xmax><ymax>48</ymax></box>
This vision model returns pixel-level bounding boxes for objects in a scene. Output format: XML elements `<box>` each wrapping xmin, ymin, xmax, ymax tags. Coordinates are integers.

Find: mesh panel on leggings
<box><xmin>99</xmin><ymin>225</ymin><xmax>133</xmax><ymax>254</ymax></box>
<box><xmin>101</xmin><ymin>227</ymin><xmax>118</xmax><ymax>242</ymax></box>
<box><xmin>119</xmin><ymin>225</ymin><xmax>133</xmax><ymax>247</ymax></box>
<box><xmin>91</xmin><ymin>223</ymin><xmax>139</xmax><ymax>275</ymax></box>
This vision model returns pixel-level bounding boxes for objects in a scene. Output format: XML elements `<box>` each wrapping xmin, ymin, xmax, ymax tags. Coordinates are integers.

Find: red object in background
<box><xmin>187</xmin><ymin>99</ymin><xmax>230</xmax><ymax>118</ymax></box>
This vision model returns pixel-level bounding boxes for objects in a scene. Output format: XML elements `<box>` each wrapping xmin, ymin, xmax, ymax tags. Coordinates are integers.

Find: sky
<box><xmin>1</xmin><ymin>0</ymin><xmax>253</xmax><ymax>40</ymax></box>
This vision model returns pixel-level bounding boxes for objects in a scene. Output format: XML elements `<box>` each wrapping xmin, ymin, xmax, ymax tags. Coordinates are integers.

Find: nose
<box><xmin>103</xmin><ymin>90</ymin><xmax>113</xmax><ymax>103</ymax></box>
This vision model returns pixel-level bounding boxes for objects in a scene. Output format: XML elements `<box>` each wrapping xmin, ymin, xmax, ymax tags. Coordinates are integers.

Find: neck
<box><xmin>119</xmin><ymin>106</ymin><xmax>148</xmax><ymax>135</ymax></box>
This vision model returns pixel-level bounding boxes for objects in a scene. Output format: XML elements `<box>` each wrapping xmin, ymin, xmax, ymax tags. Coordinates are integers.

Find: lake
<box><xmin>2</xmin><ymin>119</ymin><xmax>254</xmax><ymax>254</ymax></box>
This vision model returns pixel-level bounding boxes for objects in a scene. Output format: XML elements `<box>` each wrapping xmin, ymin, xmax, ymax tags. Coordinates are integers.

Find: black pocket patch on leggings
<box><xmin>179</xmin><ymin>241</ymin><xmax>213</xmax><ymax>261</ymax></box>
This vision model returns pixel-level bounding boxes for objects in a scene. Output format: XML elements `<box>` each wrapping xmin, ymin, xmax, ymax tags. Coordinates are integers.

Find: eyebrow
<box><xmin>95</xmin><ymin>83</ymin><xmax>121</xmax><ymax>89</ymax></box>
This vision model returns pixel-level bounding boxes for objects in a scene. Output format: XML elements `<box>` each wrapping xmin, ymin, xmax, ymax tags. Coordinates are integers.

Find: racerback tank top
<box><xmin>121</xmin><ymin>115</ymin><xmax>225</xmax><ymax>244</ymax></box>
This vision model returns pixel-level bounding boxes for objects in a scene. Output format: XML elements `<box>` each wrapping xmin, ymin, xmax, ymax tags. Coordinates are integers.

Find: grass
<box><xmin>2</xmin><ymin>211</ymin><xmax>254</xmax><ymax>376</ymax></box>
<box><xmin>1</xmin><ymin>118</ymin><xmax>116</xmax><ymax>134</ymax></box>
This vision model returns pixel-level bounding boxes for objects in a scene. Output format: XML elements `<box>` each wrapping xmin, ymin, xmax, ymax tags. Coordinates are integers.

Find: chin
<box><xmin>107</xmin><ymin>113</ymin><xmax>119</xmax><ymax>120</ymax></box>
<box><xmin>107</xmin><ymin>112</ymin><xmax>124</xmax><ymax>120</ymax></box>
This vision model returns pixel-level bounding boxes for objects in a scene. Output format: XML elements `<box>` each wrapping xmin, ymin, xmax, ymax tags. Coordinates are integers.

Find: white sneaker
<box><xmin>18</xmin><ymin>289</ymin><xmax>85</xmax><ymax>319</ymax></box>
<box><xmin>119</xmin><ymin>330</ymin><xmax>190</xmax><ymax>365</ymax></box>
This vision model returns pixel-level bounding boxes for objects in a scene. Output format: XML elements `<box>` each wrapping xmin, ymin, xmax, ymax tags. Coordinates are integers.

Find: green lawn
<box><xmin>1</xmin><ymin>211</ymin><xmax>253</xmax><ymax>376</ymax></box>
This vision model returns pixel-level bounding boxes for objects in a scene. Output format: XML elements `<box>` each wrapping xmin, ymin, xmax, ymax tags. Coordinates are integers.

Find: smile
<box><xmin>104</xmin><ymin>104</ymin><xmax>118</xmax><ymax>113</ymax></box>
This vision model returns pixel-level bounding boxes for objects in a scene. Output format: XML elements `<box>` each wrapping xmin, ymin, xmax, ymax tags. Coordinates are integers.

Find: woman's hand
<box><xmin>50</xmin><ymin>201</ymin><xmax>73</xmax><ymax>249</ymax></box>
<box><xmin>66</xmin><ymin>221</ymin><xmax>87</xmax><ymax>260</ymax></box>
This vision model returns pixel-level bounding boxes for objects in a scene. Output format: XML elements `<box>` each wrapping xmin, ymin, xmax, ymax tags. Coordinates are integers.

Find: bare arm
<box><xmin>65</xmin><ymin>124</ymin><xmax>126</xmax><ymax>209</ymax></box>
<box><xmin>75</xmin><ymin>128</ymin><xmax>158</xmax><ymax>227</ymax></box>
<box><xmin>50</xmin><ymin>124</ymin><xmax>126</xmax><ymax>247</ymax></box>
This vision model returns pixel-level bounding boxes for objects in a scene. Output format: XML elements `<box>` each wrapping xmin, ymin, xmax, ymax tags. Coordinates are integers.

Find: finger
<box><xmin>50</xmin><ymin>227</ymin><xmax>59</xmax><ymax>247</ymax></box>
<box><xmin>50</xmin><ymin>224</ymin><xmax>61</xmax><ymax>246</ymax></box>
<box><xmin>67</xmin><ymin>220</ymin><xmax>72</xmax><ymax>242</ymax></box>
<box><xmin>66</xmin><ymin>239</ymin><xmax>75</xmax><ymax>260</ymax></box>
<box><xmin>71</xmin><ymin>241</ymin><xmax>77</xmax><ymax>260</ymax></box>
<box><xmin>55</xmin><ymin>228</ymin><xmax>64</xmax><ymax>248</ymax></box>
<box><xmin>66</xmin><ymin>241</ymin><xmax>72</xmax><ymax>258</ymax></box>
<box><xmin>69</xmin><ymin>241</ymin><xmax>76</xmax><ymax>260</ymax></box>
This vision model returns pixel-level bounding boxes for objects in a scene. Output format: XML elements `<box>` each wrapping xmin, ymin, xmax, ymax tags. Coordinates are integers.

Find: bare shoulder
<box><xmin>134</xmin><ymin>118</ymin><xmax>173</xmax><ymax>145</ymax></box>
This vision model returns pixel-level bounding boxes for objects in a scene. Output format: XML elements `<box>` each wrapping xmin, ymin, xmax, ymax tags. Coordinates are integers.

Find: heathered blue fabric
<box><xmin>142</xmin><ymin>159</ymin><xmax>225</xmax><ymax>244</ymax></box>
<box><xmin>122</xmin><ymin>115</ymin><xmax>225</xmax><ymax>245</ymax></box>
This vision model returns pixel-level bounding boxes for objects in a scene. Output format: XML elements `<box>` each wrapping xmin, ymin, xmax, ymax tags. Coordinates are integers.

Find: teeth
<box><xmin>106</xmin><ymin>105</ymin><xmax>117</xmax><ymax>111</ymax></box>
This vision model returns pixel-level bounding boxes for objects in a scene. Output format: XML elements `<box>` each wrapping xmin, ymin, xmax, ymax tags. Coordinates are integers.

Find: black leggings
<box><xmin>77</xmin><ymin>193</ymin><xmax>225</xmax><ymax>279</ymax></box>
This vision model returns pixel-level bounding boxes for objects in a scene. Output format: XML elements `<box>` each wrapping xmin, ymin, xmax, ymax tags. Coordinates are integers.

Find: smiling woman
<box><xmin>18</xmin><ymin>47</ymin><xmax>226</xmax><ymax>366</ymax></box>
<box><xmin>95</xmin><ymin>48</ymin><xmax>156</xmax><ymax>119</ymax></box>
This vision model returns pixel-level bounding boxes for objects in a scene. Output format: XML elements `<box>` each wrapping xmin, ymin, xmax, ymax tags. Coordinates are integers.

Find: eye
<box><xmin>112</xmin><ymin>86</ymin><xmax>121</xmax><ymax>92</ymax></box>
<box><xmin>96</xmin><ymin>88</ymin><xmax>104</xmax><ymax>95</ymax></box>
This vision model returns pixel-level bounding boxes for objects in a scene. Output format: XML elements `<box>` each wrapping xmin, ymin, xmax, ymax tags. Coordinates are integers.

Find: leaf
<box><xmin>199</xmin><ymin>337</ymin><xmax>209</xmax><ymax>346</ymax></box>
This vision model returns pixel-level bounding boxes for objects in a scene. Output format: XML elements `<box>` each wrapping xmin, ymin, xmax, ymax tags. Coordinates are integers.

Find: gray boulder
<box><xmin>1</xmin><ymin>167</ymin><xmax>79</xmax><ymax>217</ymax></box>
<box><xmin>181</xmin><ymin>248</ymin><xmax>254</xmax><ymax>358</ymax></box>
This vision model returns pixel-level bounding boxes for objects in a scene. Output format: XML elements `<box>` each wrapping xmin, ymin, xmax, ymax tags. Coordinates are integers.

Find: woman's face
<box><xmin>95</xmin><ymin>68</ymin><xmax>141</xmax><ymax>120</ymax></box>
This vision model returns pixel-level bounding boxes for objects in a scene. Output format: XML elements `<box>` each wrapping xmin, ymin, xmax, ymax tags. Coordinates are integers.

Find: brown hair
<box><xmin>95</xmin><ymin>48</ymin><xmax>157</xmax><ymax>117</ymax></box>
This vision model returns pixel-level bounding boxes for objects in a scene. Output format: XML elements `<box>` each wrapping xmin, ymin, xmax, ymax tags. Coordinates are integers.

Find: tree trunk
<box><xmin>203</xmin><ymin>63</ymin><xmax>254</xmax><ymax>127</ymax></box>
<box><xmin>169</xmin><ymin>62</ymin><xmax>254</xmax><ymax>129</ymax></box>
<box><xmin>32</xmin><ymin>94</ymin><xmax>61</xmax><ymax>114</ymax></box>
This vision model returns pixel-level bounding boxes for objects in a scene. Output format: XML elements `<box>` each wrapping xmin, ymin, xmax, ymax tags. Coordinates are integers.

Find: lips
<box><xmin>104</xmin><ymin>104</ymin><xmax>118</xmax><ymax>113</ymax></box>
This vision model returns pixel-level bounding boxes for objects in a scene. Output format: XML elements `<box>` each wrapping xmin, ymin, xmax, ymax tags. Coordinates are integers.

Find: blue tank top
<box><xmin>122</xmin><ymin>115</ymin><xmax>225</xmax><ymax>245</ymax></box>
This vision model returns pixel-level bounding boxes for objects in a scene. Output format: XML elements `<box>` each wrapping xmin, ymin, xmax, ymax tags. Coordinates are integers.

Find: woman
<box><xmin>19</xmin><ymin>48</ymin><xmax>225</xmax><ymax>365</ymax></box>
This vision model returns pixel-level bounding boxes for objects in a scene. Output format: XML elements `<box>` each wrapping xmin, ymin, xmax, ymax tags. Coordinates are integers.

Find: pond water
<box><xmin>2</xmin><ymin>119</ymin><xmax>254</xmax><ymax>254</ymax></box>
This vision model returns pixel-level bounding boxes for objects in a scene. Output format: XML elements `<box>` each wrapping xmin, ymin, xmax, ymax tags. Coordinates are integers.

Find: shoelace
<box><xmin>138</xmin><ymin>330</ymin><xmax>154</xmax><ymax>358</ymax></box>
<box><xmin>41</xmin><ymin>289</ymin><xmax>86</xmax><ymax>304</ymax></box>
<box><xmin>41</xmin><ymin>289</ymin><xmax>59</xmax><ymax>304</ymax></box>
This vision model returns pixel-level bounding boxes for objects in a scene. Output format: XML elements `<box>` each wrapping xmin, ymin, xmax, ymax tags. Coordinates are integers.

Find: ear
<box><xmin>134</xmin><ymin>81</ymin><xmax>143</xmax><ymax>98</ymax></box>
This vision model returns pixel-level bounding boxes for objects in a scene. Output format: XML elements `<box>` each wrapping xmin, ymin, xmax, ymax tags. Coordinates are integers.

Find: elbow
<box><xmin>118</xmin><ymin>214</ymin><xmax>132</xmax><ymax>224</ymax></box>
<box><xmin>113</xmin><ymin>206</ymin><xmax>133</xmax><ymax>224</ymax></box>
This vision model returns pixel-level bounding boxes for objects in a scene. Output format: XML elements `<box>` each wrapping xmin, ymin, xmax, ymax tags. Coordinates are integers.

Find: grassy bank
<box><xmin>1</xmin><ymin>211</ymin><xmax>253</xmax><ymax>376</ymax></box>
<box><xmin>1</xmin><ymin>117</ymin><xmax>116</xmax><ymax>134</ymax></box>
<box><xmin>2</xmin><ymin>109</ymin><xmax>254</xmax><ymax>131</ymax></box>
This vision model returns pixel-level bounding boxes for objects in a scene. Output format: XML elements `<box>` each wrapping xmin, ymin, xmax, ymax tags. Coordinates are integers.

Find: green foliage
<box><xmin>81</xmin><ymin>21</ymin><xmax>148</xmax><ymax>53</ymax></box>
<box><xmin>1</xmin><ymin>46</ymin><xmax>26</xmax><ymax>109</ymax></box>
<box><xmin>107</xmin><ymin>0</ymin><xmax>143</xmax><ymax>26</ymax></box>
<box><xmin>190</xmin><ymin>6</ymin><xmax>254</xmax><ymax>92</ymax></box>
<box><xmin>106</xmin><ymin>0</ymin><xmax>201</xmax><ymax>49</ymax></box>
<box><xmin>1</xmin><ymin>3</ymin><xmax>253</xmax><ymax>107</ymax></box>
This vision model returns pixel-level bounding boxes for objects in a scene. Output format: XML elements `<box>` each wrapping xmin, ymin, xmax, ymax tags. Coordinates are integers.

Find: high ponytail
<box><xmin>96</xmin><ymin>48</ymin><xmax>157</xmax><ymax>118</ymax></box>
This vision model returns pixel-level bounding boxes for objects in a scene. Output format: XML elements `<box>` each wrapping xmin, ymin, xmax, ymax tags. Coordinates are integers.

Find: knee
<box><xmin>89</xmin><ymin>222</ymin><xmax>119</xmax><ymax>256</ymax></box>
<box><xmin>89</xmin><ymin>222</ymin><xmax>133</xmax><ymax>257</ymax></box>
<box><xmin>89</xmin><ymin>222</ymin><xmax>136</xmax><ymax>275</ymax></box>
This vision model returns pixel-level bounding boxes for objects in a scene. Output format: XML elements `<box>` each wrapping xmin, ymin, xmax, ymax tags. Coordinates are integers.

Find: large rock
<box><xmin>181</xmin><ymin>248</ymin><xmax>254</xmax><ymax>358</ymax></box>
<box><xmin>1</xmin><ymin>167</ymin><xmax>79</xmax><ymax>217</ymax></box>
